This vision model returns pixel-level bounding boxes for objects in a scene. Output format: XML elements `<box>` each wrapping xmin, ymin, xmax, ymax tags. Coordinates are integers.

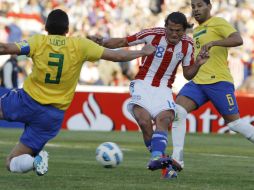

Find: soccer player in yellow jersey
<box><xmin>0</xmin><ymin>9</ymin><xmax>156</xmax><ymax>176</ymax></box>
<box><xmin>170</xmin><ymin>0</ymin><xmax>254</xmax><ymax>176</ymax></box>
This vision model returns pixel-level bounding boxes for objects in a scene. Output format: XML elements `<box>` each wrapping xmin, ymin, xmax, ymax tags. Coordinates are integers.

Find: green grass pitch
<box><xmin>0</xmin><ymin>128</ymin><xmax>253</xmax><ymax>190</ymax></box>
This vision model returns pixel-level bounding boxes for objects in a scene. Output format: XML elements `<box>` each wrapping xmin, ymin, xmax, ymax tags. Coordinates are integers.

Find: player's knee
<box><xmin>155</xmin><ymin>111</ymin><xmax>174</xmax><ymax>130</ymax></box>
<box><xmin>136</xmin><ymin>117</ymin><xmax>153</xmax><ymax>137</ymax></box>
<box><xmin>156</xmin><ymin>114</ymin><xmax>173</xmax><ymax>126</ymax></box>
<box><xmin>136</xmin><ymin>117</ymin><xmax>151</xmax><ymax>129</ymax></box>
<box><xmin>175</xmin><ymin>104</ymin><xmax>187</xmax><ymax>120</ymax></box>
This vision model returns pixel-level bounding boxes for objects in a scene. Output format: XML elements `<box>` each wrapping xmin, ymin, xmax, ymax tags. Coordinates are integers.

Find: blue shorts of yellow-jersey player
<box><xmin>0</xmin><ymin>87</ymin><xmax>11</xmax><ymax>97</ymax></box>
<box><xmin>1</xmin><ymin>89</ymin><xmax>65</xmax><ymax>154</ymax></box>
<box><xmin>178</xmin><ymin>81</ymin><xmax>239</xmax><ymax>115</ymax></box>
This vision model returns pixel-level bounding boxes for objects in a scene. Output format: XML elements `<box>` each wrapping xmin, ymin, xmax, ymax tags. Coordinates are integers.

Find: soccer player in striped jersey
<box><xmin>171</xmin><ymin>0</ymin><xmax>254</xmax><ymax>176</ymax></box>
<box><xmin>91</xmin><ymin>11</ymin><xmax>210</xmax><ymax>179</ymax></box>
<box><xmin>0</xmin><ymin>9</ymin><xmax>156</xmax><ymax>176</ymax></box>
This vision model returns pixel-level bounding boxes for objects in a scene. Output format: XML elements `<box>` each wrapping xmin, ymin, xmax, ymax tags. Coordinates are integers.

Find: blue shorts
<box><xmin>0</xmin><ymin>87</ymin><xmax>11</xmax><ymax>97</ymax></box>
<box><xmin>178</xmin><ymin>81</ymin><xmax>239</xmax><ymax>115</ymax></box>
<box><xmin>1</xmin><ymin>89</ymin><xmax>65</xmax><ymax>154</ymax></box>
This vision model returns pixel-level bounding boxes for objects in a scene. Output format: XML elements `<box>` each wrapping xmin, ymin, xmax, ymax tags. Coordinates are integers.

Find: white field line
<box><xmin>0</xmin><ymin>140</ymin><xmax>131</xmax><ymax>151</ymax></box>
<box><xmin>47</xmin><ymin>143</ymin><xmax>132</xmax><ymax>151</ymax></box>
<box><xmin>186</xmin><ymin>152</ymin><xmax>251</xmax><ymax>159</ymax></box>
<box><xmin>0</xmin><ymin>140</ymin><xmax>251</xmax><ymax>159</ymax></box>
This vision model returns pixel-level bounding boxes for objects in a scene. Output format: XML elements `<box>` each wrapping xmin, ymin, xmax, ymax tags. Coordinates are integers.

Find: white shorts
<box><xmin>127</xmin><ymin>79</ymin><xmax>176</xmax><ymax>119</ymax></box>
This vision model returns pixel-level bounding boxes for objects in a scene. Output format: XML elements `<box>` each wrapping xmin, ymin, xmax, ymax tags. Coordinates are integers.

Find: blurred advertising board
<box><xmin>62</xmin><ymin>87</ymin><xmax>254</xmax><ymax>134</ymax></box>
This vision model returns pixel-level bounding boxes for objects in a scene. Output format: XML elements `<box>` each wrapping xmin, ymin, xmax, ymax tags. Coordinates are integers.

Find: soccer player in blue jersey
<box><xmin>171</xmin><ymin>0</ymin><xmax>254</xmax><ymax>177</ymax></box>
<box><xmin>0</xmin><ymin>9</ymin><xmax>156</xmax><ymax>176</ymax></box>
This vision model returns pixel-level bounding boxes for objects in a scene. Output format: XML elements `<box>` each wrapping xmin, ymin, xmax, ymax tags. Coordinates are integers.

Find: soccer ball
<box><xmin>95</xmin><ymin>142</ymin><xmax>123</xmax><ymax>168</ymax></box>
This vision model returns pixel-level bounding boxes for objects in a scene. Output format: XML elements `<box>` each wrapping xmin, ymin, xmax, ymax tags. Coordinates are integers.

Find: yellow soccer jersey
<box><xmin>192</xmin><ymin>17</ymin><xmax>237</xmax><ymax>84</ymax></box>
<box><xmin>16</xmin><ymin>34</ymin><xmax>104</xmax><ymax>110</ymax></box>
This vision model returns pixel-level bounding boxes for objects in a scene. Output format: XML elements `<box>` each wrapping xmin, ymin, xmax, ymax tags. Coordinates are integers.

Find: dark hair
<box><xmin>45</xmin><ymin>9</ymin><xmax>69</xmax><ymax>35</ymax></box>
<box><xmin>164</xmin><ymin>12</ymin><xmax>193</xmax><ymax>30</ymax></box>
<box><xmin>202</xmin><ymin>0</ymin><xmax>211</xmax><ymax>4</ymax></box>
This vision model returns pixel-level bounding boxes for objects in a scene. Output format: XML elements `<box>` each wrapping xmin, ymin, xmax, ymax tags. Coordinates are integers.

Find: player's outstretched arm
<box><xmin>87</xmin><ymin>35</ymin><xmax>104</xmax><ymax>45</ymax></box>
<box><xmin>88</xmin><ymin>35</ymin><xmax>128</xmax><ymax>49</ymax></box>
<box><xmin>201</xmin><ymin>32</ymin><xmax>243</xmax><ymax>52</ymax></box>
<box><xmin>0</xmin><ymin>43</ymin><xmax>20</xmax><ymax>55</ymax></box>
<box><xmin>101</xmin><ymin>44</ymin><xmax>155</xmax><ymax>62</ymax></box>
<box><xmin>102</xmin><ymin>38</ymin><xmax>128</xmax><ymax>49</ymax></box>
<box><xmin>183</xmin><ymin>50</ymin><xmax>209</xmax><ymax>80</ymax></box>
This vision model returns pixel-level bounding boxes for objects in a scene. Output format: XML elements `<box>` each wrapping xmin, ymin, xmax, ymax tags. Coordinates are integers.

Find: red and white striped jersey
<box><xmin>126</xmin><ymin>27</ymin><xmax>194</xmax><ymax>88</ymax></box>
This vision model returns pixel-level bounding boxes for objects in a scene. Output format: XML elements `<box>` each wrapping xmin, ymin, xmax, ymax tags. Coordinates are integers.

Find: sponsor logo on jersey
<box><xmin>167</xmin><ymin>48</ymin><xmax>173</xmax><ymax>52</ymax></box>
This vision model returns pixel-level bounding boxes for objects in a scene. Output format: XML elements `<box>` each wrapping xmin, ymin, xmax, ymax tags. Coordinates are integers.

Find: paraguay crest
<box><xmin>176</xmin><ymin>52</ymin><xmax>184</xmax><ymax>61</ymax></box>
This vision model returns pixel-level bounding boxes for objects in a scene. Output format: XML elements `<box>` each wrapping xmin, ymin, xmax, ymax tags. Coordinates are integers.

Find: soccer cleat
<box><xmin>172</xmin><ymin>159</ymin><xmax>183</xmax><ymax>172</ymax></box>
<box><xmin>147</xmin><ymin>156</ymin><xmax>183</xmax><ymax>171</ymax></box>
<box><xmin>161</xmin><ymin>165</ymin><xmax>178</xmax><ymax>179</ymax></box>
<box><xmin>33</xmin><ymin>150</ymin><xmax>49</xmax><ymax>176</ymax></box>
<box><xmin>147</xmin><ymin>156</ymin><xmax>170</xmax><ymax>171</ymax></box>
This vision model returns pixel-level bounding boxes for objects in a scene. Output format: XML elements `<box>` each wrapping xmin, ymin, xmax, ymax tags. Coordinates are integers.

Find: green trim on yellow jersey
<box><xmin>192</xmin><ymin>17</ymin><xmax>237</xmax><ymax>84</ymax></box>
<box><xmin>23</xmin><ymin>34</ymin><xmax>104</xmax><ymax>110</ymax></box>
<box><xmin>193</xmin><ymin>29</ymin><xmax>206</xmax><ymax>38</ymax></box>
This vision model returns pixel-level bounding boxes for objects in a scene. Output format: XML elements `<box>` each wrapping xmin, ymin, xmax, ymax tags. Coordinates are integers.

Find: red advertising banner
<box><xmin>62</xmin><ymin>91</ymin><xmax>254</xmax><ymax>133</ymax></box>
<box><xmin>62</xmin><ymin>92</ymin><xmax>138</xmax><ymax>131</ymax></box>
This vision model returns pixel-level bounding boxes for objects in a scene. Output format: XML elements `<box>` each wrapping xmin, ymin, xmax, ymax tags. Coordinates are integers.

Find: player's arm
<box><xmin>183</xmin><ymin>50</ymin><xmax>209</xmax><ymax>80</ymax></box>
<box><xmin>87</xmin><ymin>35</ymin><xmax>127</xmax><ymax>49</ymax></box>
<box><xmin>102</xmin><ymin>38</ymin><xmax>128</xmax><ymax>49</ymax></box>
<box><xmin>0</xmin><ymin>43</ymin><xmax>21</xmax><ymax>55</ymax></box>
<box><xmin>201</xmin><ymin>32</ymin><xmax>243</xmax><ymax>52</ymax></box>
<box><xmin>101</xmin><ymin>44</ymin><xmax>155</xmax><ymax>62</ymax></box>
<box><xmin>88</xmin><ymin>35</ymin><xmax>128</xmax><ymax>49</ymax></box>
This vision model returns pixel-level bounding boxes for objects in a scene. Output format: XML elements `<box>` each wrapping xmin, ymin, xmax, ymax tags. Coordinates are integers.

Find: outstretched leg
<box><xmin>172</xmin><ymin>96</ymin><xmax>197</xmax><ymax>168</ymax></box>
<box><xmin>0</xmin><ymin>90</ymin><xmax>35</xmax><ymax>173</ymax></box>
<box><xmin>1</xmin><ymin>90</ymin><xmax>51</xmax><ymax>176</ymax></box>
<box><xmin>171</xmin><ymin>104</ymin><xmax>188</xmax><ymax>168</ymax></box>
<box><xmin>224</xmin><ymin>114</ymin><xmax>254</xmax><ymax>143</ymax></box>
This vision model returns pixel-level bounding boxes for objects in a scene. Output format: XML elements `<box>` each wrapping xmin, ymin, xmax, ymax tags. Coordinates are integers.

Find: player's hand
<box><xmin>87</xmin><ymin>35</ymin><xmax>104</xmax><ymax>45</ymax></box>
<box><xmin>196</xmin><ymin>49</ymin><xmax>209</xmax><ymax>65</ymax></box>
<box><xmin>201</xmin><ymin>41</ymin><xmax>214</xmax><ymax>52</ymax></box>
<box><xmin>141</xmin><ymin>44</ymin><xmax>156</xmax><ymax>56</ymax></box>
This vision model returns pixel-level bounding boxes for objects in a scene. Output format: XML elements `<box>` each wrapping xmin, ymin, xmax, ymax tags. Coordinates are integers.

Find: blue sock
<box><xmin>144</xmin><ymin>140</ymin><xmax>152</xmax><ymax>152</ymax></box>
<box><xmin>151</xmin><ymin>131</ymin><xmax>168</xmax><ymax>158</ymax></box>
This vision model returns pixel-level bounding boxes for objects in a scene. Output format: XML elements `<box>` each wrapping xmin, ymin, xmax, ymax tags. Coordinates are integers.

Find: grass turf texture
<box><xmin>0</xmin><ymin>128</ymin><xmax>253</xmax><ymax>190</ymax></box>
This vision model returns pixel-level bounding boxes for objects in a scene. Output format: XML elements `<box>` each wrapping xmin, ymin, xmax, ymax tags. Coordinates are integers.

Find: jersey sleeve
<box><xmin>79</xmin><ymin>38</ymin><xmax>104</xmax><ymax>62</ymax></box>
<box><xmin>15</xmin><ymin>40</ymin><xmax>30</xmax><ymax>55</ymax></box>
<box><xmin>126</xmin><ymin>28</ymin><xmax>152</xmax><ymax>46</ymax></box>
<box><xmin>15</xmin><ymin>35</ymin><xmax>38</xmax><ymax>56</ymax></box>
<box><xmin>182</xmin><ymin>43</ymin><xmax>195</xmax><ymax>66</ymax></box>
<box><xmin>215</xmin><ymin>18</ymin><xmax>237</xmax><ymax>38</ymax></box>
